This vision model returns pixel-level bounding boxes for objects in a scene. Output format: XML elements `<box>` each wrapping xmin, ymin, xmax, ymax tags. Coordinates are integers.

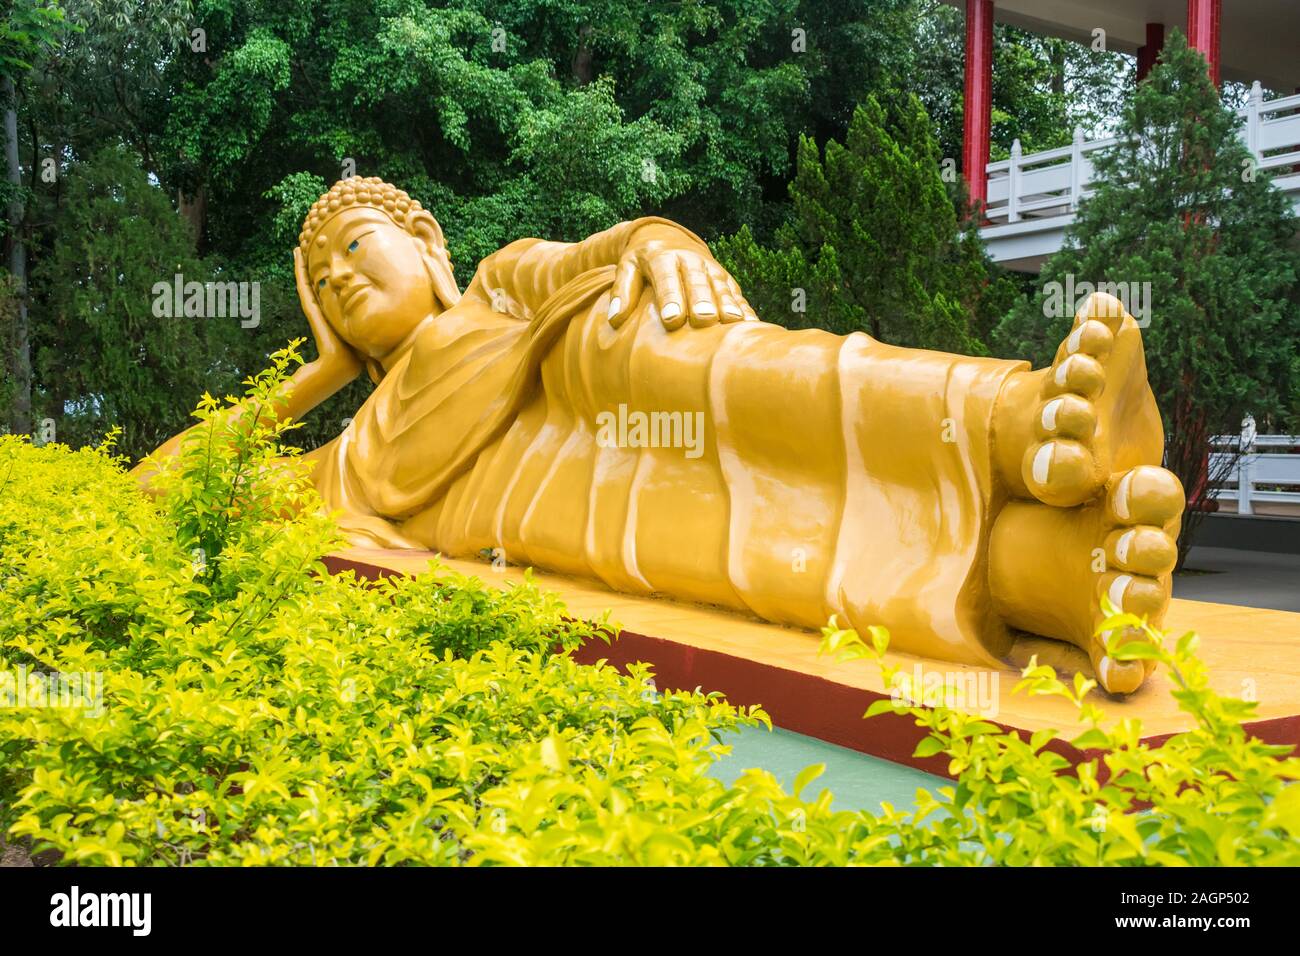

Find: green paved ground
<box><xmin>710</xmin><ymin>724</ymin><xmax>944</xmax><ymax>814</ymax></box>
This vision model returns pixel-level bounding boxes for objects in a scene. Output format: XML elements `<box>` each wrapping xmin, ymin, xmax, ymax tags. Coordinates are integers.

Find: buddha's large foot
<box><xmin>989</xmin><ymin>292</ymin><xmax>1183</xmax><ymax>695</ymax></box>
<box><xmin>989</xmin><ymin>466</ymin><xmax>1183</xmax><ymax>694</ymax></box>
<box><xmin>995</xmin><ymin>292</ymin><xmax>1164</xmax><ymax>508</ymax></box>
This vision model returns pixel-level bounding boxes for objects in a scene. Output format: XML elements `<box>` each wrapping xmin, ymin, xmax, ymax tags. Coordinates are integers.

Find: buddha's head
<box><xmin>299</xmin><ymin>177</ymin><xmax>461</xmax><ymax>361</ymax></box>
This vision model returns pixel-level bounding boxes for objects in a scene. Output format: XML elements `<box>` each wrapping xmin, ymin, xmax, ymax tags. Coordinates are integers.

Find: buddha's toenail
<box><xmin>1041</xmin><ymin>398</ymin><xmax>1063</xmax><ymax>431</ymax></box>
<box><xmin>1032</xmin><ymin>444</ymin><xmax>1053</xmax><ymax>485</ymax></box>
<box><xmin>1066</xmin><ymin>325</ymin><xmax>1085</xmax><ymax>354</ymax></box>
<box><xmin>1054</xmin><ymin>357</ymin><xmax>1073</xmax><ymax>387</ymax></box>
<box><xmin>1098</xmin><ymin>655</ymin><xmax>1113</xmax><ymax>687</ymax></box>
<box><xmin>1116</xmin><ymin>529</ymin><xmax>1135</xmax><ymax>565</ymax></box>
<box><xmin>1109</xmin><ymin>574</ymin><xmax>1132</xmax><ymax>609</ymax></box>
<box><xmin>1114</xmin><ymin>471</ymin><xmax>1133</xmax><ymax>521</ymax></box>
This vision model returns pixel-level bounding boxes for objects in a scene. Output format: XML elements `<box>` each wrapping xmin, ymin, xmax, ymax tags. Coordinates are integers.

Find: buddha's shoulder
<box><xmin>409</xmin><ymin>301</ymin><xmax>524</xmax><ymax>360</ymax></box>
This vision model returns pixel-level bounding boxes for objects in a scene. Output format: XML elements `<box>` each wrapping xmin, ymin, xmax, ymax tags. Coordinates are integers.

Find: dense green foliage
<box><xmin>994</xmin><ymin>32</ymin><xmax>1300</xmax><ymax>563</ymax></box>
<box><xmin>159</xmin><ymin>0</ymin><xmax>926</xmax><ymax>258</ymax></box>
<box><xmin>1</xmin><ymin>351</ymin><xmax>1297</xmax><ymax>866</ymax></box>
<box><xmin>715</xmin><ymin>94</ymin><xmax>1015</xmax><ymax>351</ymax></box>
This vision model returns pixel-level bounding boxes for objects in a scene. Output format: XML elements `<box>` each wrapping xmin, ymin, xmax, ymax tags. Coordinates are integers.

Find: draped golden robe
<box><xmin>309</xmin><ymin>252</ymin><xmax>1031</xmax><ymax>667</ymax></box>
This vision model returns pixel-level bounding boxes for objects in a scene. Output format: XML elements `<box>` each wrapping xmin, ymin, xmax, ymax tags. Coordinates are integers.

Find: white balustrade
<box><xmin>1209</xmin><ymin>417</ymin><xmax>1300</xmax><ymax>516</ymax></box>
<box><xmin>984</xmin><ymin>84</ymin><xmax>1300</xmax><ymax>229</ymax></box>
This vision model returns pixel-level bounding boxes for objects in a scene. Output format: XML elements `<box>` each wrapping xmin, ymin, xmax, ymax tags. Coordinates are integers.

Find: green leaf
<box><xmin>793</xmin><ymin>764</ymin><xmax>826</xmax><ymax>798</ymax></box>
<box><xmin>913</xmin><ymin>736</ymin><xmax>947</xmax><ymax>759</ymax></box>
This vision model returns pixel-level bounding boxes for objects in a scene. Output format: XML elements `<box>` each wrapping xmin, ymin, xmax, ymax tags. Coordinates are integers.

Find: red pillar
<box><xmin>1186</xmin><ymin>0</ymin><xmax>1221</xmax><ymax>86</ymax></box>
<box><xmin>962</xmin><ymin>0</ymin><xmax>994</xmax><ymax>210</ymax></box>
<box><xmin>1136</xmin><ymin>22</ymin><xmax>1165</xmax><ymax>82</ymax></box>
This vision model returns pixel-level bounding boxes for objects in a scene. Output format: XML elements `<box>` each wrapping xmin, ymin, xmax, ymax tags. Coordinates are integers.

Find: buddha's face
<box><xmin>306</xmin><ymin>207</ymin><xmax>438</xmax><ymax>359</ymax></box>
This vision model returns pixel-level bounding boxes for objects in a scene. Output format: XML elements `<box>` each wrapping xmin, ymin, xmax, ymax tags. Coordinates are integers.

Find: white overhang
<box><xmin>940</xmin><ymin>0</ymin><xmax>1300</xmax><ymax>91</ymax></box>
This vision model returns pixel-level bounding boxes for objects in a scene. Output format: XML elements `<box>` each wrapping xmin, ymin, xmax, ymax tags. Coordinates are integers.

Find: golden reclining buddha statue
<box><xmin>140</xmin><ymin>177</ymin><xmax>1184</xmax><ymax>696</ymax></box>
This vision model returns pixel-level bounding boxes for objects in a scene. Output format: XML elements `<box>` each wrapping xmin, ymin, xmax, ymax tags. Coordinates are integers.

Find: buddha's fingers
<box><xmin>681</xmin><ymin>253</ymin><xmax>719</xmax><ymax>327</ymax></box>
<box><xmin>293</xmin><ymin>247</ymin><xmax>330</xmax><ymax>337</ymax></box>
<box><xmin>294</xmin><ymin>246</ymin><xmax>362</xmax><ymax>375</ymax></box>
<box><xmin>609</xmin><ymin>258</ymin><xmax>644</xmax><ymax>328</ymax></box>
<box><xmin>709</xmin><ymin>263</ymin><xmax>745</xmax><ymax>323</ymax></box>
<box><xmin>722</xmin><ymin>272</ymin><xmax>759</xmax><ymax>322</ymax></box>
<box><xmin>647</xmin><ymin>253</ymin><xmax>686</xmax><ymax>329</ymax></box>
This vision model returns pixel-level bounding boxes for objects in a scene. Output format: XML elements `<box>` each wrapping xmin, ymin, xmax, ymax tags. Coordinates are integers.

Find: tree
<box><xmin>2</xmin><ymin>0</ymin><xmax>70</xmax><ymax>436</ymax></box>
<box><xmin>155</xmin><ymin>0</ymin><xmax>921</xmax><ymax>282</ymax></box>
<box><xmin>30</xmin><ymin>148</ymin><xmax>243</xmax><ymax>458</ymax></box>
<box><xmin>994</xmin><ymin>31</ymin><xmax>1300</xmax><ymax>566</ymax></box>
<box><xmin>715</xmin><ymin>93</ymin><xmax>1014</xmax><ymax>353</ymax></box>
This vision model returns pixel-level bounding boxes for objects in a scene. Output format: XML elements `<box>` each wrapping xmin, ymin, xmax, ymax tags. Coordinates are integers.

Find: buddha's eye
<box><xmin>317</xmin><ymin>277</ymin><xmax>327</xmax><ymax>289</ymax></box>
<box><xmin>348</xmin><ymin>238</ymin><xmax>360</xmax><ymax>253</ymax></box>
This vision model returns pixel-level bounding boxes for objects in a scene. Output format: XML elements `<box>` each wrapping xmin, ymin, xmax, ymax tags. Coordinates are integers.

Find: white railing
<box><xmin>985</xmin><ymin>83</ymin><xmax>1300</xmax><ymax>226</ymax></box>
<box><xmin>1209</xmin><ymin>418</ymin><xmax>1300</xmax><ymax>515</ymax></box>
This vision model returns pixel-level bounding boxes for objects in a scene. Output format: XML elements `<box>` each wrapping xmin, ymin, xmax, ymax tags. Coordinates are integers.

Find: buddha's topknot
<box><xmin>299</xmin><ymin>176</ymin><xmax>423</xmax><ymax>251</ymax></box>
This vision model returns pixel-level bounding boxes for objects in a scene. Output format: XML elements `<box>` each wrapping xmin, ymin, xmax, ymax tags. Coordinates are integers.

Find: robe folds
<box><xmin>308</xmin><ymin>265</ymin><xmax>1031</xmax><ymax>666</ymax></box>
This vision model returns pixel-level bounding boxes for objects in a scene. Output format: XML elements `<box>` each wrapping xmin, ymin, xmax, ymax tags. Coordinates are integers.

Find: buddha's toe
<box><xmin>1106</xmin><ymin>463</ymin><xmax>1185</xmax><ymax>527</ymax></box>
<box><xmin>1021</xmin><ymin>292</ymin><xmax>1154</xmax><ymax>508</ymax></box>
<box><xmin>1089</xmin><ymin>636</ymin><xmax>1149</xmax><ymax>696</ymax></box>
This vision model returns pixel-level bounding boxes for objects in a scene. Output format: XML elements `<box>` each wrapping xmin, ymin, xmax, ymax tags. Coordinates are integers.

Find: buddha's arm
<box><xmin>130</xmin><ymin>358</ymin><xmax>358</xmax><ymax>488</ymax></box>
<box><xmin>465</xmin><ymin>218</ymin><xmax>755</xmax><ymax>328</ymax></box>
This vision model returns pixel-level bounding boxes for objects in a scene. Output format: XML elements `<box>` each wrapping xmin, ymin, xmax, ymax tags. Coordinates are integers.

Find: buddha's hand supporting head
<box><xmin>298</xmin><ymin>177</ymin><xmax>462</xmax><ymax>363</ymax></box>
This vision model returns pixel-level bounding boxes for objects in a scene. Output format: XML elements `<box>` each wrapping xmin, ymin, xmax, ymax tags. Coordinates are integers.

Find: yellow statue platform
<box><xmin>139</xmin><ymin>177</ymin><xmax>1184</xmax><ymax>696</ymax></box>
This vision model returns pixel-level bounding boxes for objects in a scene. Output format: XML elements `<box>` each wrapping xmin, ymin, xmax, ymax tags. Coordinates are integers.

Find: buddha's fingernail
<box><xmin>693</xmin><ymin>300</ymin><xmax>717</xmax><ymax>316</ymax></box>
<box><xmin>722</xmin><ymin>303</ymin><xmax>743</xmax><ymax>318</ymax></box>
<box><xmin>1097</xmin><ymin>654</ymin><xmax>1113</xmax><ymax>688</ymax></box>
<box><xmin>607</xmin><ymin>297</ymin><xmax>622</xmax><ymax>319</ymax></box>
<box><xmin>662</xmin><ymin>302</ymin><xmax>681</xmax><ymax>320</ymax></box>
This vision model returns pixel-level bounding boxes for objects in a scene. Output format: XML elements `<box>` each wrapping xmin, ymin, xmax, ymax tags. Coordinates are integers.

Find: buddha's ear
<box><xmin>408</xmin><ymin>209</ymin><xmax>462</xmax><ymax>309</ymax></box>
<box><xmin>408</xmin><ymin>208</ymin><xmax>448</xmax><ymax>256</ymax></box>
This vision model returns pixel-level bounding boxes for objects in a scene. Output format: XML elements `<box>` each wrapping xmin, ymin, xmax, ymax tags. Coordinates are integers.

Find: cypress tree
<box><xmin>715</xmin><ymin>92</ymin><xmax>1013</xmax><ymax>353</ymax></box>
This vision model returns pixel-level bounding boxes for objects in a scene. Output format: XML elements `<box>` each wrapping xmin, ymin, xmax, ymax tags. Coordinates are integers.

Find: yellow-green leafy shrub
<box><xmin>822</xmin><ymin>617</ymin><xmax>1300</xmax><ymax>865</ymax></box>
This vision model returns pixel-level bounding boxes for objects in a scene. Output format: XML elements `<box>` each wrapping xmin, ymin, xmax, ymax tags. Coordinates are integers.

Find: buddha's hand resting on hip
<box><xmin>607</xmin><ymin>222</ymin><xmax>757</xmax><ymax>330</ymax></box>
<box><xmin>294</xmin><ymin>246</ymin><xmax>366</xmax><ymax>380</ymax></box>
